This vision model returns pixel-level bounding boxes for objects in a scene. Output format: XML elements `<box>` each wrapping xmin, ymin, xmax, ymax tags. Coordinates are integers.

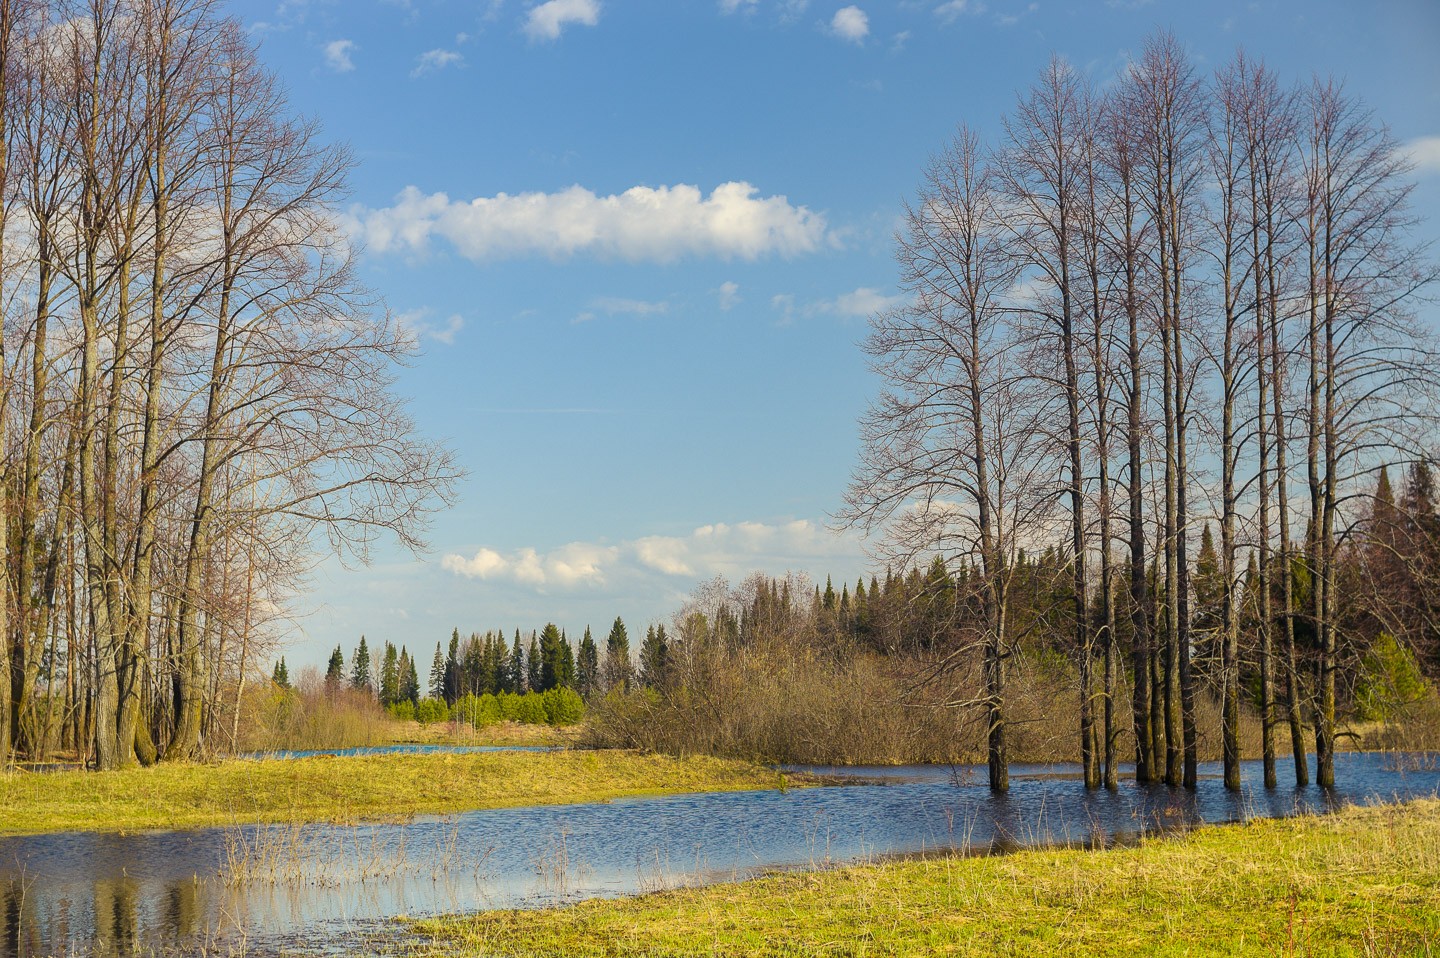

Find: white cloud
<box><xmin>442</xmin><ymin>542</ymin><xmax>619</xmax><ymax>587</ymax></box>
<box><xmin>719</xmin><ymin>0</ymin><xmax>757</xmax><ymax>11</ymax></box>
<box><xmin>323</xmin><ymin>39</ymin><xmax>356</xmax><ymax>73</ymax></box>
<box><xmin>524</xmin><ymin>0</ymin><xmax>600</xmax><ymax>41</ymax></box>
<box><xmin>773</xmin><ymin>285</ymin><xmax>902</xmax><ymax>322</ymax></box>
<box><xmin>411</xmin><ymin>48</ymin><xmax>463</xmax><ymax>77</ymax></box>
<box><xmin>1400</xmin><ymin>135</ymin><xmax>1440</xmax><ymax>175</ymax></box>
<box><xmin>717</xmin><ymin>280</ymin><xmax>741</xmax><ymax>310</ymax></box>
<box><xmin>576</xmin><ymin>297</ymin><xmax>669</xmax><ymax>322</ymax></box>
<box><xmin>593</xmin><ymin>296</ymin><xmax>670</xmax><ymax>316</ymax></box>
<box><xmin>831</xmin><ymin>5</ymin><xmax>868</xmax><ymax>42</ymax></box>
<box><xmin>935</xmin><ymin>0</ymin><xmax>986</xmax><ymax>22</ymax></box>
<box><xmin>396</xmin><ymin>308</ymin><xmax>465</xmax><ymax>345</ymax></box>
<box><xmin>832</xmin><ymin>286</ymin><xmax>901</xmax><ymax>316</ymax></box>
<box><xmin>351</xmin><ymin>182</ymin><xmax>829</xmax><ymax>263</ymax></box>
<box><xmin>442</xmin><ymin>519</ymin><xmax>862</xmax><ymax>591</ymax></box>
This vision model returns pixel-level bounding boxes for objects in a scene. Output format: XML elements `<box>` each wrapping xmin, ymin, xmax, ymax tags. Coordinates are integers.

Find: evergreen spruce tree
<box><xmin>380</xmin><ymin>642</ymin><xmax>400</xmax><ymax>706</ymax></box>
<box><xmin>462</xmin><ymin>636</ymin><xmax>484</xmax><ymax>698</ymax></box>
<box><xmin>272</xmin><ymin>658</ymin><xmax>290</xmax><ymax>689</ymax></box>
<box><xmin>527</xmin><ymin>633</ymin><xmax>542</xmax><ymax>692</ymax></box>
<box><xmin>325</xmin><ymin>646</ymin><xmax>345</xmax><ymax>689</ymax></box>
<box><xmin>560</xmin><ymin>633</ymin><xmax>576</xmax><ymax>688</ymax></box>
<box><xmin>603</xmin><ymin>617</ymin><xmax>632</xmax><ymax>692</ymax></box>
<box><xmin>430</xmin><ymin>642</ymin><xmax>446</xmax><ymax>700</ymax></box>
<box><xmin>508</xmin><ymin>631</ymin><xmax>524</xmax><ymax>692</ymax></box>
<box><xmin>486</xmin><ymin>632</ymin><xmax>505</xmax><ymax>693</ymax></box>
<box><xmin>398</xmin><ymin>646</ymin><xmax>420</xmax><ymax>704</ymax></box>
<box><xmin>639</xmin><ymin>624</ymin><xmax>669</xmax><ymax>689</ymax></box>
<box><xmin>539</xmin><ymin>623</ymin><xmax>563</xmax><ymax>691</ymax></box>
<box><xmin>350</xmin><ymin>636</ymin><xmax>373</xmax><ymax>693</ymax></box>
<box><xmin>577</xmin><ymin>626</ymin><xmax>599</xmax><ymax>696</ymax></box>
<box><xmin>444</xmin><ymin>630</ymin><xmax>461</xmax><ymax>704</ymax></box>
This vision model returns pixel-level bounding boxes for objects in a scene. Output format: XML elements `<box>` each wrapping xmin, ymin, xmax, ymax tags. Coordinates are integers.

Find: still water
<box><xmin>1</xmin><ymin>751</ymin><xmax>1435</xmax><ymax>957</ymax></box>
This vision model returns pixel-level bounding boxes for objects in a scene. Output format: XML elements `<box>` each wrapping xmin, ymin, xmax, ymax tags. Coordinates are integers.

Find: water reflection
<box><xmin>0</xmin><ymin>751</ymin><xmax>1434</xmax><ymax>958</ymax></box>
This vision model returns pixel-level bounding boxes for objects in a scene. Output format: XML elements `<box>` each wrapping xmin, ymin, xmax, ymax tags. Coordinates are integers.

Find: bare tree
<box><xmin>844</xmin><ymin>126</ymin><xmax>1052</xmax><ymax>791</ymax></box>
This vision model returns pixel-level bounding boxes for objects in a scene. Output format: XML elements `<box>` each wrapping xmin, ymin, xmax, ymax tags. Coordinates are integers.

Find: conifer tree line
<box><xmin>315</xmin><ymin>616</ymin><xmax>670</xmax><ymax>708</ymax></box>
<box><xmin>844</xmin><ymin>32</ymin><xmax>1438</xmax><ymax>792</ymax></box>
<box><xmin>0</xmin><ymin>0</ymin><xmax>456</xmax><ymax>770</ymax></box>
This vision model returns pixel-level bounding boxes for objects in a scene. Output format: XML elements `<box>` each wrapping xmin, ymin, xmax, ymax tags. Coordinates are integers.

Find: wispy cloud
<box><xmin>323</xmin><ymin>38</ymin><xmax>356</xmax><ymax>73</ymax></box>
<box><xmin>411</xmin><ymin>48</ymin><xmax>464</xmax><ymax>77</ymax></box>
<box><xmin>935</xmin><ymin>0</ymin><xmax>986</xmax><ymax>23</ymax></box>
<box><xmin>830</xmin><ymin>5</ymin><xmax>868</xmax><ymax>43</ymax></box>
<box><xmin>442</xmin><ymin>519</ymin><xmax>861</xmax><ymax>590</ymax></box>
<box><xmin>350</xmin><ymin>182</ymin><xmax>829</xmax><ymax>263</ymax></box>
<box><xmin>1400</xmin><ymin>135</ymin><xmax>1440</xmax><ymax>176</ymax></box>
<box><xmin>773</xmin><ymin>285</ymin><xmax>902</xmax><ymax>323</ymax></box>
<box><xmin>396</xmin><ymin>308</ymin><xmax>465</xmax><ymax>345</ymax></box>
<box><xmin>524</xmin><ymin>0</ymin><xmax>600</xmax><ymax>41</ymax></box>
<box><xmin>575</xmin><ymin>296</ymin><xmax>670</xmax><ymax>322</ymax></box>
<box><xmin>717</xmin><ymin>281</ymin><xmax>741</xmax><ymax>311</ymax></box>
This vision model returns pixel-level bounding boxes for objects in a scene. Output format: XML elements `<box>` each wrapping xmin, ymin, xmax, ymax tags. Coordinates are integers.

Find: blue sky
<box><xmin>234</xmin><ymin>0</ymin><xmax>1440</xmax><ymax>669</ymax></box>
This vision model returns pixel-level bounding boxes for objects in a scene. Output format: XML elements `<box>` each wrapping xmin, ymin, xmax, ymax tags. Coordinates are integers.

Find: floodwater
<box><xmin>1</xmin><ymin>751</ymin><xmax>1435</xmax><ymax>957</ymax></box>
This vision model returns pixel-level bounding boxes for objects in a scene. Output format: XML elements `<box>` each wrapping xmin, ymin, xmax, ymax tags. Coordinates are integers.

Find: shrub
<box><xmin>415</xmin><ymin>697</ymin><xmax>450</xmax><ymax>725</ymax></box>
<box><xmin>514</xmin><ymin>691</ymin><xmax>549</xmax><ymax>725</ymax></box>
<box><xmin>236</xmin><ymin>668</ymin><xmax>390</xmax><ymax>752</ymax></box>
<box><xmin>542</xmin><ymin>687</ymin><xmax>585</xmax><ymax>726</ymax></box>
<box><xmin>387</xmin><ymin>700</ymin><xmax>416</xmax><ymax>722</ymax></box>
<box><xmin>1355</xmin><ymin>633</ymin><xmax>1430</xmax><ymax>722</ymax></box>
<box><xmin>452</xmin><ymin>693</ymin><xmax>501</xmax><ymax>727</ymax></box>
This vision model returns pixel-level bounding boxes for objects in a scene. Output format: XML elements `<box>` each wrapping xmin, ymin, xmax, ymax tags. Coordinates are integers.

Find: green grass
<box><xmin>0</xmin><ymin>750</ymin><xmax>792</xmax><ymax>836</ymax></box>
<box><xmin>409</xmin><ymin>798</ymin><xmax>1440</xmax><ymax>957</ymax></box>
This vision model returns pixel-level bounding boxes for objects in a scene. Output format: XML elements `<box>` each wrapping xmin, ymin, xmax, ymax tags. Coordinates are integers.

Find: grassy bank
<box><xmin>0</xmin><ymin>750</ymin><xmax>791</xmax><ymax>836</ymax></box>
<box><xmin>410</xmin><ymin>798</ymin><xmax>1440</xmax><ymax>957</ymax></box>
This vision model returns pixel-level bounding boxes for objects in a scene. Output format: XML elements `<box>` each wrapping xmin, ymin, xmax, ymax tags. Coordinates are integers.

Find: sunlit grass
<box><xmin>410</xmin><ymin>798</ymin><xmax>1440</xmax><ymax>957</ymax></box>
<box><xmin>0</xmin><ymin>750</ymin><xmax>792</xmax><ymax>836</ymax></box>
<box><xmin>387</xmin><ymin>718</ymin><xmax>580</xmax><ymax>748</ymax></box>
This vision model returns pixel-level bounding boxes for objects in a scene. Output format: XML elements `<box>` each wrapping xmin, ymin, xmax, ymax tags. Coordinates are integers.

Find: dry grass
<box><xmin>0</xmin><ymin>750</ymin><xmax>794</xmax><ymax>837</ymax></box>
<box><xmin>388</xmin><ymin>719</ymin><xmax>580</xmax><ymax>748</ymax></box>
<box><xmin>409</xmin><ymin>799</ymin><xmax>1440</xmax><ymax>957</ymax></box>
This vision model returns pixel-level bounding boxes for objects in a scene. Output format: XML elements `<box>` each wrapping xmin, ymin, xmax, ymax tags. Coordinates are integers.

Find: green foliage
<box><xmin>388</xmin><ymin>700</ymin><xmax>416</xmax><ymax>721</ymax></box>
<box><xmin>415</xmin><ymin>697</ymin><xmax>450</xmax><ymax>725</ymax></box>
<box><xmin>539</xmin><ymin>623</ymin><xmax>565</xmax><ymax>691</ymax></box>
<box><xmin>452</xmin><ymin>693</ymin><xmax>502</xmax><ymax>727</ymax></box>
<box><xmin>514</xmin><ymin>691</ymin><xmax>550</xmax><ymax>725</ymax></box>
<box><xmin>639</xmin><ymin>624</ymin><xmax>669</xmax><ymax>690</ymax></box>
<box><xmin>380</xmin><ymin>642</ymin><xmax>400</xmax><ymax>706</ymax></box>
<box><xmin>325</xmin><ymin>646</ymin><xmax>345</xmax><ymax>686</ymax></box>
<box><xmin>526</xmin><ymin>635</ymin><xmax>542</xmax><ymax>692</ymax></box>
<box><xmin>401</xmin><ymin>647</ymin><xmax>421</xmax><ymax>705</ymax></box>
<box><xmin>430</xmin><ymin>642</ymin><xmax>447</xmax><ymax>700</ymax></box>
<box><xmin>271</xmin><ymin>657</ymin><xmax>289</xmax><ymax>689</ymax></box>
<box><xmin>351</xmin><ymin>636</ymin><xmax>372</xmax><ymax>692</ymax></box>
<box><xmin>541</xmin><ymin>687</ymin><xmax>585</xmax><ymax>726</ymax></box>
<box><xmin>577</xmin><ymin>627</ymin><xmax>599</xmax><ymax>697</ymax></box>
<box><xmin>604</xmin><ymin>616</ymin><xmax>632</xmax><ymax>692</ymax></box>
<box><xmin>1354</xmin><ymin>633</ymin><xmax>1430</xmax><ymax>721</ymax></box>
<box><xmin>507</xmin><ymin>633</ymin><xmax>525</xmax><ymax>694</ymax></box>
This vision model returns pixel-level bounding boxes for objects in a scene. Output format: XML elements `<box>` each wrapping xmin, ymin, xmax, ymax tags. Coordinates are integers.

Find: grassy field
<box><xmin>410</xmin><ymin>798</ymin><xmax>1440</xmax><ymax>957</ymax></box>
<box><xmin>0</xmin><ymin>750</ymin><xmax>792</xmax><ymax>836</ymax></box>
